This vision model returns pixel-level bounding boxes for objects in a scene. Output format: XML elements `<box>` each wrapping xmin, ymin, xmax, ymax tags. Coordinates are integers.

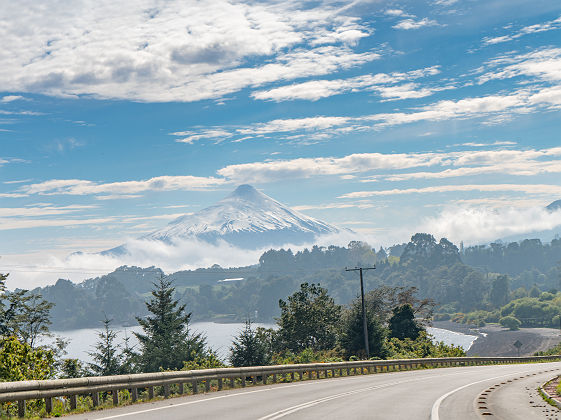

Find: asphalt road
<box><xmin>67</xmin><ymin>362</ymin><xmax>561</xmax><ymax>420</ymax></box>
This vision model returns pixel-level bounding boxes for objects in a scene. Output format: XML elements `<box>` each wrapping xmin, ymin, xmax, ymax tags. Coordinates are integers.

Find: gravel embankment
<box><xmin>433</xmin><ymin>321</ymin><xmax>561</xmax><ymax>356</ymax></box>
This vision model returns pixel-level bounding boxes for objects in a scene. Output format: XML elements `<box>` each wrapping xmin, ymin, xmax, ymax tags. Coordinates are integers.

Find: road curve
<box><xmin>67</xmin><ymin>362</ymin><xmax>561</xmax><ymax>420</ymax></box>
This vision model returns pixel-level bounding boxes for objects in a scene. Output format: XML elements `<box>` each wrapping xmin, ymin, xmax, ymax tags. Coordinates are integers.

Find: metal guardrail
<box><xmin>2</xmin><ymin>355</ymin><xmax>560</xmax><ymax>417</ymax></box>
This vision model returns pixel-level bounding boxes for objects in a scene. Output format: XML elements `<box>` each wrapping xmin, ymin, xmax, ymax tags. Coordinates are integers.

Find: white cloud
<box><xmin>292</xmin><ymin>201</ymin><xmax>376</xmax><ymax>211</ymax></box>
<box><xmin>393</xmin><ymin>18</ymin><xmax>439</xmax><ymax>30</ymax></box>
<box><xmin>0</xmin><ymin>0</ymin><xmax>376</xmax><ymax>102</ymax></box>
<box><xmin>374</xmin><ymin>148</ymin><xmax>561</xmax><ymax>181</ymax></box>
<box><xmin>1</xmin><ymin>95</ymin><xmax>24</xmax><ymax>103</ymax></box>
<box><xmin>18</xmin><ymin>175</ymin><xmax>227</xmax><ymax>196</ymax></box>
<box><xmin>217</xmin><ymin>151</ymin><xmax>446</xmax><ymax>183</ymax></box>
<box><xmin>172</xmin><ymin>129</ymin><xmax>233</xmax><ymax>144</ymax></box>
<box><xmin>482</xmin><ymin>15</ymin><xmax>561</xmax><ymax>46</ymax></box>
<box><xmin>479</xmin><ymin>48</ymin><xmax>561</xmax><ymax>84</ymax></box>
<box><xmin>0</xmin><ymin>157</ymin><xmax>28</xmax><ymax>168</ymax></box>
<box><xmin>0</xmin><ymin>216</ymin><xmax>115</xmax><ymax>231</ymax></box>
<box><xmin>420</xmin><ymin>206</ymin><xmax>561</xmax><ymax>245</ymax></box>
<box><xmin>385</xmin><ymin>9</ymin><xmax>408</xmax><ymax>17</ymax></box>
<box><xmin>0</xmin><ymin>204</ymin><xmax>97</xmax><ymax>218</ymax></box>
<box><xmin>432</xmin><ymin>0</ymin><xmax>458</xmax><ymax>5</ymax></box>
<box><xmin>339</xmin><ymin>184</ymin><xmax>561</xmax><ymax>199</ymax></box>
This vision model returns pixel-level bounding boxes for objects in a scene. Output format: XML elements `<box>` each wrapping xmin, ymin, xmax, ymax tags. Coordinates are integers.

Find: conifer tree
<box><xmin>88</xmin><ymin>316</ymin><xmax>122</xmax><ymax>376</ymax></box>
<box><xmin>230</xmin><ymin>320</ymin><xmax>271</xmax><ymax>367</ymax></box>
<box><xmin>388</xmin><ymin>304</ymin><xmax>422</xmax><ymax>340</ymax></box>
<box><xmin>135</xmin><ymin>276</ymin><xmax>206</xmax><ymax>372</ymax></box>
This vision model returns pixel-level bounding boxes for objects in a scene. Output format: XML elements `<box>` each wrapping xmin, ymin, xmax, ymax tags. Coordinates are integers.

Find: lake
<box><xmin>48</xmin><ymin>323</ymin><xmax>478</xmax><ymax>364</ymax></box>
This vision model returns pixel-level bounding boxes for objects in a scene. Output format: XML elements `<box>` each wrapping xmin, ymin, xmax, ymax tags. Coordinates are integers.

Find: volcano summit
<box><xmin>105</xmin><ymin>185</ymin><xmax>344</xmax><ymax>253</ymax></box>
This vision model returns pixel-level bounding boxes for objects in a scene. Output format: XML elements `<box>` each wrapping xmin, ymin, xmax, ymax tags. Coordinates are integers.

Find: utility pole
<box><xmin>345</xmin><ymin>266</ymin><xmax>376</xmax><ymax>359</ymax></box>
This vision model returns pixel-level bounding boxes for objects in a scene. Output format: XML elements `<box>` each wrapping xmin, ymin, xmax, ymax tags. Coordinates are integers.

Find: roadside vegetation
<box><xmin>0</xmin><ymin>268</ymin><xmax>464</xmax><ymax>417</ymax></box>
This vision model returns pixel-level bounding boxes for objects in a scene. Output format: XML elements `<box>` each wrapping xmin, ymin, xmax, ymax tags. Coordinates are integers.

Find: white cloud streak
<box><xmin>483</xmin><ymin>15</ymin><xmax>561</xmax><ymax>46</ymax></box>
<box><xmin>251</xmin><ymin>66</ymin><xmax>441</xmax><ymax>102</ymax></box>
<box><xmin>339</xmin><ymin>184</ymin><xmax>561</xmax><ymax>199</ymax></box>
<box><xmin>18</xmin><ymin>175</ymin><xmax>227</xmax><ymax>196</ymax></box>
<box><xmin>1</xmin><ymin>95</ymin><xmax>25</xmax><ymax>103</ymax></box>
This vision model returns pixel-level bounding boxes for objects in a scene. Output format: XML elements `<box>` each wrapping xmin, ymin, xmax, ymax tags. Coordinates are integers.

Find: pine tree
<box><xmin>88</xmin><ymin>317</ymin><xmax>122</xmax><ymax>376</ymax></box>
<box><xmin>135</xmin><ymin>276</ymin><xmax>206</xmax><ymax>372</ymax></box>
<box><xmin>388</xmin><ymin>304</ymin><xmax>422</xmax><ymax>340</ymax></box>
<box><xmin>230</xmin><ymin>320</ymin><xmax>271</xmax><ymax>367</ymax></box>
<box><xmin>340</xmin><ymin>303</ymin><xmax>388</xmax><ymax>359</ymax></box>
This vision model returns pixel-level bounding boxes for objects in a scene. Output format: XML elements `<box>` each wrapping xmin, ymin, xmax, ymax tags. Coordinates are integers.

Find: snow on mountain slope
<box><xmin>106</xmin><ymin>185</ymin><xmax>345</xmax><ymax>252</ymax></box>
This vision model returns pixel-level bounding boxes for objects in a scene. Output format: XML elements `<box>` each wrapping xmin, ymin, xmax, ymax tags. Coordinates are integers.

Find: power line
<box><xmin>345</xmin><ymin>266</ymin><xmax>376</xmax><ymax>359</ymax></box>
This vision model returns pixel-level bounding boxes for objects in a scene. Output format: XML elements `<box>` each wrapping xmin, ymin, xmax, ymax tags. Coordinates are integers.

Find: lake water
<box><xmin>49</xmin><ymin>322</ymin><xmax>275</xmax><ymax>363</ymax></box>
<box><xmin>427</xmin><ymin>327</ymin><xmax>478</xmax><ymax>351</ymax></box>
<box><xmin>49</xmin><ymin>323</ymin><xmax>478</xmax><ymax>364</ymax></box>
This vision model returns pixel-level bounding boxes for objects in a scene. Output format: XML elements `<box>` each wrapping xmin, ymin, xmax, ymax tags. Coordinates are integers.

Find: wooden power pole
<box><xmin>345</xmin><ymin>266</ymin><xmax>376</xmax><ymax>358</ymax></box>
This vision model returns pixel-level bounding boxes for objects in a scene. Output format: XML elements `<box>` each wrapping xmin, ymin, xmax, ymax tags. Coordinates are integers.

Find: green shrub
<box><xmin>499</xmin><ymin>316</ymin><xmax>521</xmax><ymax>330</ymax></box>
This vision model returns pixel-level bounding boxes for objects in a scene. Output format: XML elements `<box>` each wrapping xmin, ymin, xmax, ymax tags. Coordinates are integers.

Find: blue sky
<box><xmin>1</xmin><ymin>0</ymin><xmax>561</xmax><ymax>288</ymax></box>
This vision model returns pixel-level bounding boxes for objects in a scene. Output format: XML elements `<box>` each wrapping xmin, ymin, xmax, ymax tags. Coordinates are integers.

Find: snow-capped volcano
<box><xmin>107</xmin><ymin>185</ymin><xmax>344</xmax><ymax>252</ymax></box>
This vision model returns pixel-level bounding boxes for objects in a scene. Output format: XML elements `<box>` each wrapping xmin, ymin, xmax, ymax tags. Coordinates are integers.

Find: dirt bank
<box><xmin>433</xmin><ymin>321</ymin><xmax>561</xmax><ymax>356</ymax></box>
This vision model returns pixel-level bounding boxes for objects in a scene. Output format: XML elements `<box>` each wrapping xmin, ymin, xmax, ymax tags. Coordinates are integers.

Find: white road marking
<box><xmin>87</xmin><ymin>373</ymin><xmax>393</xmax><ymax>419</ymax></box>
<box><xmin>256</xmin><ymin>369</ymin><xmax>500</xmax><ymax>420</ymax></box>
<box><xmin>430</xmin><ymin>368</ymin><xmax>556</xmax><ymax>420</ymax></box>
<box><xmin>256</xmin><ymin>379</ymin><xmax>418</xmax><ymax>420</ymax></box>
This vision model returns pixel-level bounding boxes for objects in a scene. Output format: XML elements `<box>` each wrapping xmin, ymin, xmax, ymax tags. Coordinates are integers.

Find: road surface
<box><xmin>68</xmin><ymin>362</ymin><xmax>561</xmax><ymax>419</ymax></box>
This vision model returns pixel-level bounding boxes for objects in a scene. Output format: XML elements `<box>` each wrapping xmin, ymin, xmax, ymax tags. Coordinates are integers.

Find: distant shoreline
<box><xmin>433</xmin><ymin>320</ymin><xmax>561</xmax><ymax>356</ymax></box>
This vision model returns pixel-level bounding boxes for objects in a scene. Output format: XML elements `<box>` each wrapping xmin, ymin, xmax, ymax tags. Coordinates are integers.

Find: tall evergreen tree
<box><xmin>88</xmin><ymin>317</ymin><xmax>122</xmax><ymax>376</ymax></box>
<box><xmin>230</xmin><ymin>320</ymin><xmax>271</xmax><ymax>367</ymax></box>
<box><xmin>135</xmin><ymin>276</ymin><xmax>206</xmax><ymax>372</ymax></box>
<box><xmin>340</xmin><ymin>302</ymin><xmax>388</xmax><ymax>359</ymax></box>
<box><xmin>388</xmin><ymin>304</ymin><xmax>422</xmax><ymax>340</ymax></box>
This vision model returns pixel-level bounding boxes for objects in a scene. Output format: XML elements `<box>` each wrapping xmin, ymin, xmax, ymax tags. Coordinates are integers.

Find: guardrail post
<box><xmin>262</xmin><ymin>374</ymin><xmax>267</xmax><ymax>384</ymax></box>
<box><xmin>298</xmin><ymin>371</ymin><xmax>303</xmax><ymax>380</ymax></box>
<box><xmin>230</xmin><ymin>378</ymin><xmax>235</xmax><ymax>388</ymax></box>
<box><xmin>70</xmin><ymin>394</ymin><xmax>78</xmax><ymax>410</ymax></box>
<box><xmin>131</xmin><ymin>387</ymin><xmax>138</xmax><ymax>402</ymax></box>
<box><xmin>347</xmin><ymin>367</ymin><xmax>350</xmax><ymax>376</ymax></box>
<box><xmin>291</xmin><ymin>372</ymin><xmax>295</xmax><ymax>381</ymax></box>
<box><xmin>17</xmin><ymin>400</ymin><xmax>25</xmax><ymax>418</ymax></box>
<box><xmin>149</xmin><ymin>386</ymin><xmax>155</xmax><ymax>398</ymax></box>
<box><xmin>218</xmin><ymin>378</ymin><xmax>223</xmax><ymax>390</ymax></box>
<box><xmin>178</xmin><ymin>383</ymin><xmax>184</xmax><ymax>394</ymax></box>
<box><xmin>92</xmin><ymin>391</ymin><xmax>99</xmax><ymax>407</ymax></box>
<box><xmin>241</xmin><ymin>376</ymin><xmax>246</xmax><ymax>387</ymax></box>
<box><xmin>45</xmin><ymin>396</ymin><xmax>53</xmax><ymax>413</ymax></box>
<box><xmin>164</xmin><ymin>384</ymin><xmax>170</xmax><ymax>398</ymax></box>
<box><xmin>205</xmin><ymin>380</ymin><xmax>210</xmax><ymax>392</ymax></box>
<box><xmin>112</xmin><ymin>390</ymin><xmax>119</xmax><ymax>406</ymax></box>
<box><xmin>273</xmin><ymin>373</ymin><xmax>277</xmax><ymax>383</ymax></box>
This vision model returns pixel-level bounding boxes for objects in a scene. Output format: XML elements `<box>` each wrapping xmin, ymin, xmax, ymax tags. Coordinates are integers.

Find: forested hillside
<box><xmin>27</xmin><ymin>233</ymin><xmax>561</xmax><ymax>330</ymax></box>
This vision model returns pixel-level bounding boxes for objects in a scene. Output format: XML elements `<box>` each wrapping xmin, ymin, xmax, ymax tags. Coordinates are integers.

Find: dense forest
<box><xmin>26</xmin><ymin>233</ymin><xmax>561</xmax><ymax>330</ymax></box>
